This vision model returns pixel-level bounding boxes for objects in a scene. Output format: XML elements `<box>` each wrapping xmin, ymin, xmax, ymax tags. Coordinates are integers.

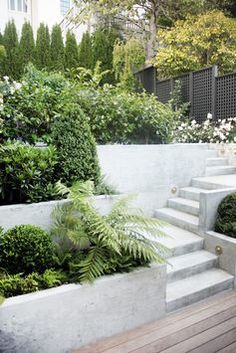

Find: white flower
<box><xmin>207</xmin><ymin>113</ymin><xmax>213</xmax><ymax>120</ymax></box>
<box><xmin>3</xmin><ymin>76</ymin><xmax>9</xmax><ymax>82</ymax></box>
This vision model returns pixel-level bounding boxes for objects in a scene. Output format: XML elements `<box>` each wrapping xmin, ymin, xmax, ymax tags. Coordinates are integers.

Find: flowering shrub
<box><xmin>0</xmin><ymin>65</ymin><xmax>68</xmax><ymax>143</ymax></box>
<box><xmin>174</xmin><ymin>116</ymin><xmax>236</xmax><ymax>144</ymax></box>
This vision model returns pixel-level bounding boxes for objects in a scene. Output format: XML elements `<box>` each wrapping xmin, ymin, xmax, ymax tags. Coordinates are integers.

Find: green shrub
<box><xmin>0</xmin><ymin>65</ymin><xmax>68</xmax><ymax>143</ymax></box>
<box><xmin>0</xmin><ymin>142</ymin><xmax>57</xmax><ymax>204</ymax></box>
<box><xmin>0</xmin><ymin>270</ymin><xmax>65</xmax><ymax>298</ymax></box>
<box><xmin>215</xmin><ymin>193</ymin><xmax>236</xmax><ymax>238</ymax></box>
<box><xmin>51</xmin><ymin>103</ymin><xmax>100</xmax><ymax>185</ymax></box>
<box><xmin>77</xmin><ymin>87</ymin><xmax>175</xmax><ymax>144</ymax></box>
<box><xmin>0</xmin><ymin>225</ymin><xmax>56</xmax><ymax>274</ymax></box>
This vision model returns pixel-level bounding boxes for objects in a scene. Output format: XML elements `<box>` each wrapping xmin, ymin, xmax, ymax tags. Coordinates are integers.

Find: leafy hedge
<box><xmin>0</xmin><ymin>142</ymin><xmax>57</xmax><ymax>204</ymax></box>
<box><xmin>0</xmin><ymin>65</ymin><xmax>68</xmax><ymax>143</ymax></box>
<box><xmin>51</xmin><ymin>103</ymin><xmax>100</xmax><ymax>186</ymax></box>
<box><xmin>215</xmin><ymin>193</ymin><xmax>236</xmax><ymax>238</ymax></box>
<box><xmin>77</xmin><ymin>87</ymin><xmax>175</xmax><ymax>144</ymax></box>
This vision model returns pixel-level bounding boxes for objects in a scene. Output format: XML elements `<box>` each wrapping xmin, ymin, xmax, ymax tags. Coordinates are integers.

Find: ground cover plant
<box><xmin>215</xmin><ymin>193</ymin><xmax>236</xmax><ymax>238</ymax></box>
<box><xmin>0</xmin><ymin>181</ymin><xmax>168</xmax><ymax>299</ymax></box>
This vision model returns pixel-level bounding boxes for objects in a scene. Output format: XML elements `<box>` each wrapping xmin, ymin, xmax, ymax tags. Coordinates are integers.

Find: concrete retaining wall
<box><xmin>98</xmin><ymin>144</ymin><xmax>210</xmax><ymax>214</ymax></box>
<box><xmin>0</xmin><ymin>195</ymin><xmax>118</xmax><ymax>231</ymax></box>
<box><xmin>205</xmin><ymin>231</ymin><xmax>236</xmax><ymax>287</ymax></box>
<box><xmin>199</xmin><ymin>187</ymin><xmax>236</xmax><ymax>234</ymax></box>
<box><xmin>0</xmin><ymin>265</ymin><xmax>166</xmax><ymax>353</ymax></box>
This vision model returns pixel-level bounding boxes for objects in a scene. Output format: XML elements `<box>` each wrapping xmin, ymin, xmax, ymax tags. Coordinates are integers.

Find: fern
<box><xmin>52</xmin><ymin>181</ymin><xmax>169</xmax><ymax>283</ymax></box>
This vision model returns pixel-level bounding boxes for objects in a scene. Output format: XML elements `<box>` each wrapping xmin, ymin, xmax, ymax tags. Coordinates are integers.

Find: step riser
<box><xmin>167</xmin><ymin>259</ymin><xmax>218</xmax><ymax>283</ymax></box>
<box><xmin>207</xmin><ymin>150</ymin><xmax>219</xmax><ymax>158</ymax></box>
<box><xmin>206</xmin><ymin>159</ymin><xmax>228</xmax><ymax>167</ymax></box>
<box><xmin>155</xmin><ymin>211</ymin><xmax>198</xmax><ymax>234</ymax></box>
<box><xmin>179</xmin><ymin>189</ymin><xmax>200</xmax><ymax>202</ymax></box>
<box><xmin>167</xmin><ymin>279</ymin><xmax>233</xmax><ymax>313</ymax></box>
<box><xmin>167</xmin><ymin>200</ymin><xmax>199</xmax><ymax>216</ymax></box>
<box><xmin>172</xmin><ymin>241</ymin><xmax>204</xmax><ymax>257</ymax></box>
<box><xmin>205</xmin><ymin>167</ymin><xmax>236</xmax><ymax>177</ymax></box>
<box><xmin>191</xmin><ymin>179</ymin><xmax>224</xmax><ymax>190</ymax></box>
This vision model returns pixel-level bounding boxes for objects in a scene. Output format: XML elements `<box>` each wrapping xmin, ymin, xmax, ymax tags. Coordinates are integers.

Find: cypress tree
<box><xmin>78</xmin><ymin>31</ymin><xmax>93</xmax><ymax>69</ymax></box>
<box><xmin>35</xmin><ymin>23</ymin><xmax>51</xmax><ymax>70</ymax></box>
<box><xmin>65</xmin><ymin>31</ymin><xmax>78</xmax><ymax>70</ymax></box>
<box><xmin>3</xmin><ymin>20</ymin><xmax>19</xmax><ymax>78</ymax></box>
<box><xmin>19</xmin><ymin>22</ymin><xmax>35</xmax><ymax>73</ymax></box>
<box><xmin>93</xmin><ymin>27</ymin><xmax>120</xmax><ymax>83</ymax></box>
<box><xmin>51</xmin><ymin>24</ymin><xmax>64</xmax><ymax>72</ymax></box>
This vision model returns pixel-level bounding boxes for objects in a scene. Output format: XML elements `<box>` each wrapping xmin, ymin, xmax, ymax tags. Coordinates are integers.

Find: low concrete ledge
<box><xmin>199</xmin><ymin>187</ymin><xmax>236</xmax><ymax>234</ymax></box>
<box><xmin>0</xmin><ymin>195</ymin><xmax>120</xmax><ymax>231</ymax></box>
<box><xmin>205</xmin><ymin>231</ymin><xmax>236</xmax><ymax>287</ymax></box>
<box><xmin>0</xmin><ymin>264</ymin><xmax>166</xmax><ymax>353</ymax></box>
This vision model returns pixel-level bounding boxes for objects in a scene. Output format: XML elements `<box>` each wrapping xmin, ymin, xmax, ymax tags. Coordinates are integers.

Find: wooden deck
<box><xmin>74</xmin><ymin>290</ymin><xmax>236</xmax><ymax>353</ymax></box>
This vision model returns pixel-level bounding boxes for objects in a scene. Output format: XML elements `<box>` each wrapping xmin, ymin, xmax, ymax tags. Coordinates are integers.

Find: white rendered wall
<box><xmin>0</xmin><ymin>0</ymin><xmax>32</xmax><ymax>35</ymax></box>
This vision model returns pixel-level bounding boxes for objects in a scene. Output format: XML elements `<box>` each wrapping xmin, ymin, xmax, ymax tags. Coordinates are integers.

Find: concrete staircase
<box><xmin>156</xmin><ymin>149</ymin><xmax>235</xmax><ymax>313</ymax></box>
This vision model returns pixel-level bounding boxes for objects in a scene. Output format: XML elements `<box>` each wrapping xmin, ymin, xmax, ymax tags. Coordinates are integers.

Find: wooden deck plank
<box><xmin>217</xmin><ymin>341</ymin><xmax>236</xmax><ymax>353</ymax></box>
<box><xmin>188</xmin><ymin>328</ymin><xmax>236</xmax><ymax>353</ymax></box>
<box><xmin>131</xmin><ymin>306</ymin><xmax>236</xmax><ymax>353</ymax></box>
<box><xmin>73</xmin><ymin>290</ymin><xmax>236</xmax><ymax>353</ymax></box>
<box><xmin>158</xmin><ymin>316</ymin><xmax>236</xmax><ymax>353</ymax></box>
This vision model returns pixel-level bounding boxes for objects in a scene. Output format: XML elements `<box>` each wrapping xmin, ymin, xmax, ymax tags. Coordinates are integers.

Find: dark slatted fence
<box><xmin>136</xmin><ymin>65</ymin><xmax>236</xmax><ymax>122</ymax></box>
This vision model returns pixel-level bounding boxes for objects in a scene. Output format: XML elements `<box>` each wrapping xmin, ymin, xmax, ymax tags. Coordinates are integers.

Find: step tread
<box><xmin>167</xmin><ymin>250</ymin><xmax>217</xmax><ymax>274</ymax></box>
<box><xmin>168</xmin><ymin>197</ymin><xmax>199</xmax><ymax>209</ymax></box>
<box><xmin>157</xmin><ymin>224</ymin><xmax>203</xmax><ymax>253</ymax></box>
<box><xmin>180</xmin><ymin>187</ymin><xmax>209</xmax><ymax>194</ymax></box>
<box><xmin>156</xmin><ymin>208</ymin><xmax>199</xmax><ymax>225</ymax></box>
<box><xmin>206</xmin><ymin>166</ymin><xmax>236</xmax><ymax>171</ymax></box>
<box><xmin>166</xmin><ymin>268</ymin><xmax>234</xmax><ymax>303</ymax></box>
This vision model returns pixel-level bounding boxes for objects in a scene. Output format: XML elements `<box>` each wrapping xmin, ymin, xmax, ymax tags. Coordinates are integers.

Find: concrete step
<box><xmin>205</xmin><ymin>166</ymin><xmax>236</xmax><ymax>177</ymax></box>
<box><xmin>167</xmin><ymin>250</ymin><xmax>218</xmax><ymax>282</ymax></box>
<box><xmin>158</xmin><ymin>225</ymin><xmax>203</xmax><ymax>257</ymax></box>
<box><xmin>155</xmin><ymin>208</ymin><xmax>199</xmax><ymax>234</ymax></box>
<box><xmin>207</xmin><ymin>149</ymin><xmax>219</xmax><ymax>158</ymax></box>
<box><xmin>167</xmin><ymin>197</ymin><xmax>199</xmax><ymax>216</ymax></box>
<box><xmin>179</xmin><ymin>187</ymin><xmax>209</xmax><ymax>201</ymax></box>
<box><xmin>191</xmin><ymin>178</ymin><xmax>225</xmax><ymax>190</ymax></box>
<box><xmin>206</xmin><ymin>158</ymin><xmax>228</xmax><ymax>167</ymax></box>
<box><xmin>166</xmin><ymin>268</ymin><xmax>234</xmax><ymax>312</ymax></box>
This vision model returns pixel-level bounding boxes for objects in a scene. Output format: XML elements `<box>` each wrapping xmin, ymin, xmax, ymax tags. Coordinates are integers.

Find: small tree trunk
<box><xmin>146</xmin><ymin>1</ymin><xmax>159</xmax><ymax>60</ymax></box>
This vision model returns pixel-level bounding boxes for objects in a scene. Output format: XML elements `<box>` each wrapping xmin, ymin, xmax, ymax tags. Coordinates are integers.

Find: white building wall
<box><xmin>0</xmin><ymin>0</ymin><xmax>88</xmax><ymax>42</ymax></box>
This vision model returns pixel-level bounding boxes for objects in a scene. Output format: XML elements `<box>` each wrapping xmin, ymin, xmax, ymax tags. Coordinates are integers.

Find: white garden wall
<box><xmin>0</xmin><ymin>265</ymin><xmax>166</xmax><ymax>353</ymax></box>
<box><xmin>98</xmin><ymin>144</ymin><xmax>210</xmax><ymax>214</ymax></box>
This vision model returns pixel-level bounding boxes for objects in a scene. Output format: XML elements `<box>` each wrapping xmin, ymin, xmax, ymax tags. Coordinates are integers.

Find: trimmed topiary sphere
<box><xmin>215</xmin><ymin>193</ymin><xmax>236</xmax><ymax>238</ymax></box>
<box><xmin>0</xmin><ymin>225</ymin><xmax>55</xmax><ymax>274</ymax></box>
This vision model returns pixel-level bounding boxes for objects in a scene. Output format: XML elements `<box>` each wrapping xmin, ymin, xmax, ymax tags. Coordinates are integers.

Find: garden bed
<box><xmin>0</xmin><ymin>264</ymin><xmax>166</xmax><ymax>353</ymax></box>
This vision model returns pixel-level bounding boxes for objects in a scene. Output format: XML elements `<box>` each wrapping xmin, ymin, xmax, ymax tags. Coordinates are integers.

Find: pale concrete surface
<box><xmin>193</xmin><ymin>174</ymin><xmax>236</xmax><ymax>188</ymax></box>
<box><xmin>0</xmin><ymin>265</ymin><xmax>166</xmax><ymax>353</ymax></box>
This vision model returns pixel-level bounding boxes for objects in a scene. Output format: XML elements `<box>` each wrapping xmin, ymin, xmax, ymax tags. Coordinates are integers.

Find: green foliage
<box><xmin>155</xmin><ymin>11</ymin><xmax>236</xmax><ymax>78</ymax></box>
<box><xmin>35</xmin><ymin>23</ymin><xmax>51</xmax><ymax>70</ymax></box>
<box><xmin>0</xmin><ymin>225</ymin><xmax>55</xmax><ymax>275</ymax></box>
<box><xmin>52</xmin><ymin>181</ymin><xmax>168</xmax><ymax>283</ymax></box>
<box><xmin>92</xmin><ymin>27</ymin><xmax>120</xmax><ymax>84</ymax></box>
<box><xmin>0</xmin><ymin>64</ymin><xmax>68</xmax><ymax>143</ymax></box>
<box><xmin>2</xmin><ymin>20</ymin><xmax>19</xmax><ymax>79</ymax></box>
<box><xmin>215</xmin><ymin>193</ymin><xmax>236</xmax><ymax>238</ymax></box>
<box><xmin>0</xmin><ymin>143</ymin><xmax>57</xmax><ymax>204</ymax></box>
<box><xmin>19</xmin><ymin>22</ymin><xmax>35</xmax><ymax>74</ymax></box>
<box><xmin>65</xmin><ymin>31</ymin><xmax>79</xmax><ymax>70</ymax></box>
<box><xmin>78</xmin><ymin>31</ymin><xmax>93</xmax><ymax>69</ymax></box>
<box><xmin>0</xmin><ymin>270</ymin><xmax>65</xmax><ymax>298</ymax></box>
<box><xmin>51</xmin><ymin>25</ymin><xmax>65</xmax><ymax>72</ymax></box>
<box><xmin>51</xmin><ymin>102</ymin><xmax>101</xmax><ymax>185</ymax></box>
<box><xmin>78</xmin><ymin>86</ymin><xmax>175</xmax><ymax>144</ymax></box>
<box><xmin>0</xmin><ymin>45</ymin><xmax>6</xmax><ymax>62</ymax></box>
<box><xmin>113</xmin><ymin>38</ymin><xmax>146</xmax><ymax>90</ymax></box>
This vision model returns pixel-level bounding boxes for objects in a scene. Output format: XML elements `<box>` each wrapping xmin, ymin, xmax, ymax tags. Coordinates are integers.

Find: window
<box><xmin>8</xmin><ymin>0</ymin><xmax>28</xmax><ymax>12</ymax></box>
<box><xmin>60</xmin><ymin>0</ymin><xmax>70</xmax><ymax>16</ymax></box>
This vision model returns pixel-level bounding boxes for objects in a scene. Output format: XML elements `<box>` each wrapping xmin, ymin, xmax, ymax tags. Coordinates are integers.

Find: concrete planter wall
<box><xmin>0</xmin><ymin>265</ymin><xmax>166</xmax><ymax>353</ymax></box>
<box><xmin>97</xmin><ymin>144</ymin><xmax>211</xmax><ymax>214</ymax></box>
<box><xmin>205</xmin><ymin>231</ymin><xmax>236</xmax><ymax>287</ymax></box>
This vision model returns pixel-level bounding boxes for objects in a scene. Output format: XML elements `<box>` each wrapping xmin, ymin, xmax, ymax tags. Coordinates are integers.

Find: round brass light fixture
<box><xmin>171</xmin><ymin>187</ymin><xmax>178</xmax><ymax>194</ymax></box>
<box><xmin>215</xmin><ymin>245</ymin><xmax>223</xmax><ymax>255</ymax></box>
